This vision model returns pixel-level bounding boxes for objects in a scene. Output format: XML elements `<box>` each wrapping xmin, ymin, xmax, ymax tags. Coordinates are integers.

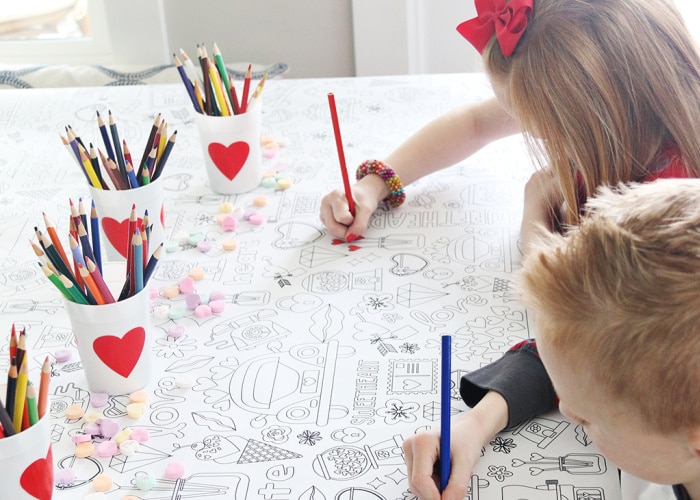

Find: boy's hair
<box><xmin>519</xmin><ymin>179</ymin><xmax>700</xmax><ymax>433</ymax></box>
<box><xmin>484</xmin><ymin>0</ymin><xmax>700</xmax><ymax>224</ymax></box>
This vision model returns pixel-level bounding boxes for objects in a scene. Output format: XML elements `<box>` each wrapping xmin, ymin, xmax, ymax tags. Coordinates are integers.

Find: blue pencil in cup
<box><xmin>440</xmin><ymin>334</ymin><xmax>452</xmax><ymax>492</ymax></box>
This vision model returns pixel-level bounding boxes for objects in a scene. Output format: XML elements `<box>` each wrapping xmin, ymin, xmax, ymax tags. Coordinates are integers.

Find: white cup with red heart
<box><xmin>63</xmin><ymin>285</ymin><xmax>152</xmax><ymax>395</ymax></box>
<box><xmin>0</xmin><ymin>413</ymin><xmax>53</xmax><ymax>499</ymax></box>
<box><xmin>193</xmin><ymin>104</ymin><xmax>263</xmax><ymax>195</ymax></box>
<box><xmin>88</xmin><ymin>180</ymin><xmax>165</xmax><ymax>262</ymax></box>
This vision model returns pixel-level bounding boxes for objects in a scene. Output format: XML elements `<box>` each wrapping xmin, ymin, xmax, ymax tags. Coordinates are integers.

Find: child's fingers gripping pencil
<box><xmin>440</xmin><ymin>334</ymin><xmax>452</xmax><ymax>493</ymax></box>
<box><xmin>327</xmin><ymin>93</ymin><xmax>356</xmax><ymax>217</ymax></box>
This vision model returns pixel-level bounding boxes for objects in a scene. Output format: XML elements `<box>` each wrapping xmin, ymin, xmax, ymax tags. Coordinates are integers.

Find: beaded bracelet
<box><xmin>356</xmin><ymin>159</ymin><xmax>406</xmax><ymax>209</ymax></box>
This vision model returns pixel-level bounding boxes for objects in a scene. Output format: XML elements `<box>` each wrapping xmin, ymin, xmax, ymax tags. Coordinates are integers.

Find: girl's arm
<box><xmin>320</xmin><ymin>97</ymin><xmax>520</xmax><ymax>240</ymax></box>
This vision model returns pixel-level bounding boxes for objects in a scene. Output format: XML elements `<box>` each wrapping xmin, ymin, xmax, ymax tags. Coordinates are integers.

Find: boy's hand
<box><xmin>403</xmin><ymin>391</ymin><xmax>509</xmax><ymax>499</ymax></box>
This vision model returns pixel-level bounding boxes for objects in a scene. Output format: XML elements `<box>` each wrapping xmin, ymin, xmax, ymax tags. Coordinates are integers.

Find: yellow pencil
<box><xmin>13</xmin><ymin>357</ymin><xmax>28</xmax><ymax>432</ymax></box>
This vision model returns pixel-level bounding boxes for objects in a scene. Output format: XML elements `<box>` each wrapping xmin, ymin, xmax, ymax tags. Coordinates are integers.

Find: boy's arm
<box><xmin>460</xmin><ymin>339</ymin><xmax>558</xmax><ymax>428</ymax></box>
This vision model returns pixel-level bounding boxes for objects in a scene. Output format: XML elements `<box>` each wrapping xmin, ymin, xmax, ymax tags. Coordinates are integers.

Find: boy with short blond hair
<box><xmin>403</xmin><ymin>179</ymin><xmax>700</xmax><ymax>500</ymax></box>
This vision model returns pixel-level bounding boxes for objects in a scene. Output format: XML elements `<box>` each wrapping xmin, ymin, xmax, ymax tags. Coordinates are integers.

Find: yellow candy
<box><xmin>126</xmin><ymin>402</ymin><xmax>147</xmax><ymax>419</ymax></box>
<box><xmin>115</xmin><ymin>427</ymin><xmax>133</xmax><ymax>444</ymax></box>
<box><xmin>276</xmin><ymin>178</ymin><xmax>293</xmax><ymax>190</ymax></box>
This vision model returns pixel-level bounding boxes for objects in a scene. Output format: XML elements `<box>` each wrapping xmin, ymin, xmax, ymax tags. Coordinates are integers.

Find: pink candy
<box><xmin>91</xmin><ymin>392</ymin><xmax>109</xmax><ymax>408</ymax></box>
<box><xmin>130</xmin><ymin>428</ymin><xmax>150</xmax><ymax>443</ymax></box>
<box><xmin>179</xmin><ymin>277</ymin><xmax>196</xmax><ymax>294</ymax></box>
<box><xmin>164</xmin><ymin>461</ymin><xmax>186</xmax><ymax>479</ymax></box>
<box><xmin>167</xmin><ymin>325</ymin><xmax>185</xmax><ymax>338</ymax></box>
<box><xmin>221</xmin><ymin>215</ymin><xmax>238</xmax><ymax>231</ymax></box>
<box><xmin>194</xmin><ymin>305</ymin><xmax>212</xmax><ymax>318</ymax></box>
<box><xmin>209</xmin><ymin>300</ymin><xmax>225</xmax><ymax>314</ymax></box>
<box><xmin>95</xmin><ymin>440</ymin><xmax>119</xmax><ymax>457</ymax></box>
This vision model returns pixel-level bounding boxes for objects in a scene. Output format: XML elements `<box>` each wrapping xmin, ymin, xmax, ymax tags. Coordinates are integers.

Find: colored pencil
<box><xmin>96</xmin><ymin>110</ymin><xmax>116</xmax><ymax>162</ymax></box>
<box><xmin>85</xmin><ymin>257</ymin><xmax>115</xmax><ymax>304</ymax></box>
<box><xmin>109</xmin><ymin>110</ymin><xmax>127</xmax><ymax>179</ymax></box>
<box><xmin>79</xmin><ymin>264</ymin><xmax>105</xmax><ymax>305</ymax></box>
<box><xmin>9</xmin><ymin>324</ymin><xmax>17</xmax><ymax>363</ymax></box>
<box><xmin>240</xmin><ymin>64</ymin><xmax>252</xmax><ymax>113</ymax></box>
<box><xmin>174</xmin><ymin>54</ymin><xmax>202</xmax><ymax>113</ymax></box>
<box><xmin>59</xmin><ymin>274</ymin><xmax>90</xmax><ymax>305</ymax></box>
<box><xmin>26</xmin><ymin>382</ymin><xmax>39</xmax><ymax>427</ymax></box>
<box><xmin>15</xmin><ymin>329</ymin><xmax>26</xmax><ymax>370</ymax></box>
<box><xmin>247</xmin><ymin>73</ymin><xmax>267</xmax><ymax>111</ymax></box>
<box><xmin>198</xmin><ymin>44</ymin><xmax>213</xmax><ymax>115</ymax></box>
<box><xmin>90</xmin><ymin>200</ymin><xmax>102</xmax><ymax>272</ymax></box>
<box><xmin>5</xmin><ymin>358</ymin><xmax>17</xmax><ymax>422</ymax></box>
<box><xmin>213</xmin><ymin>43</ymin><xmax>232</xmax><ymax>100</ymax></box>
<box><xmin>327</xmin><ymin>92</ymin><xmax>356</xmax><ymax>215</ymax></box>
<box><xmin>12</xmin><ymin>357</ymin><xmax>28</xmax><ymax>432</ymax></box>
<box><xmin>440</xmin><ymin>334</ymin><xmax>452</xmax><ymax>492</ymax></box>
<box><xmin>139</xmin><ymin>113</ymin><xmax>162</xmax><ymax>177</ymax></box>
<box><xmin>144</xmin><ymin>243</ymin><xmax>162</xmax><ymax>283</ymax></box>
<box><xmin>132</xmin><ymin>229</ymin><xmax>144</xmax><ymax>293</ymax></box>
<box><xmin>0</xmin><ymin>399</ymin><xmax>16</xmax><ymax>437</ymax></box>
<box><xmin>38</xmin><ymin>356</ymin><xmax>50</xmax><ymax>419</ymax></box>
<box><xmin>42</xmin><ymin>212</ymin><xmax>71</xmax><ymax>271</ymax></box>
<box><xmin>153</xmin><ymin>131</ymin><xmax>177</xmax><ymax>181</ymax></box>
<box><xmin>180</xmin><ymin>48</ymin><xmax>202</xmax><ymax>85</ymax></box>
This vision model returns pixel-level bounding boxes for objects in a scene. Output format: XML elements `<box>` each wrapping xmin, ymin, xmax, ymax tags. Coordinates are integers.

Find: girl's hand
<box><xmin>319</xmin><ymin>174</ymin><xmax>388</xmax><ymax>240</ymax></box>
<box><xmin>520</xmin><ymin>169</ymin><xmax>564</xmax><ymax>255</ymax></box>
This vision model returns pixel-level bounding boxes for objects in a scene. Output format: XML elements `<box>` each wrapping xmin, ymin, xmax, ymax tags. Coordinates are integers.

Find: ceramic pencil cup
<box><xmin>88</xmin><ymin>176</ymin><xmax>165</xmax><ymax>262</ymax></box>
<box><xmin>194</xmin><ymin>104</ymin><xmax>263</xmax><ymax>194</ymax></box>
<box><xmin>0</xmin><ymin>413</ymin><xmax>53</xmax><ymax>499</ymax></box>
<box><xmin>63</xmin><ymin>286</ymin><xmax>152</xmax><ymax>395</ymax></box>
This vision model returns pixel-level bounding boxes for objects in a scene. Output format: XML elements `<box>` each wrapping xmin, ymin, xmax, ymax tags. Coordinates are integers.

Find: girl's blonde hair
<box><xmin>485</xmin><ymin>0</ymin><xmax>700</xmax><ymax>224</ymax></box>
<box><xmin>519</xmin><ymin>179</ymin><xmax>700</xmax><ymax>433</ymax></box>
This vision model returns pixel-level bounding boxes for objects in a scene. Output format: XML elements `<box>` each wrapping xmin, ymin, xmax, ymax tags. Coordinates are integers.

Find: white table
<box><xmin>0</xmin><ymin>73</ymin><xmax>621</xmax><ymax>499</ymax></box>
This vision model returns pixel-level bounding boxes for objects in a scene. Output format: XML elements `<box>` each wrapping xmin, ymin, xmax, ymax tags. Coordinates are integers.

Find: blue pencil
<box><xmin>440</xmin><ymin>334</ymin><xmax>452</xmax><ymax>492</ymax></box>
<box><xmin>90</xmin><ymin>200</ymin><xmax>102</xmax><ymax>272</ymax></box>
<box><xmin>96</xmin><ymin>111</ymin><xmax>116</xmax><ymax>162</ymax></box>
<box><xmin>132</xmin><ymin>228</ymin><xmax>144</xmax><ymax>293</ymax></box>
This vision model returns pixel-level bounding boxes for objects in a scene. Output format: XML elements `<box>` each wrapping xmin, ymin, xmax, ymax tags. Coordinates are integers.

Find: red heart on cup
<box><xmin>208</xmin><ymin>142</ymin><xmax>250</xmax><ymax>180</ymax></box>
<box><xmin>93</xmin><ymin>327</ymin><xmax>145</xmax><ymax>378</ymax></box>
<box><xmin>20</xmin><ymin>446</ymin><xmax>53</xmax><ymax>500</ymax></box>
<box><xmin>102</xmin><ymin>216</ymin><xmax>143</xmax><ymax>258</ymax></box>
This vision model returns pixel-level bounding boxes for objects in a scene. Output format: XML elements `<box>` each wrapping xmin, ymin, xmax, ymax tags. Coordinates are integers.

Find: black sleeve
<box><xmin>459</xmin><ymin>339</ymin><xmax>558</xmax><ymax>429</ymax></box>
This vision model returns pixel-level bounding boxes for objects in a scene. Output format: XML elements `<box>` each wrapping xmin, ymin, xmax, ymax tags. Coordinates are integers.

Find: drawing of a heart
<box><xmin>208</xmin><ymin>141</ymin><xmax>250</xmax><ymax>180</ymax></box>
<box><xmin>93</xmin><ymin>327</ymin><xmax>145</xmax><ymax>378</ymax></box>
<box><xmin>20</xmin><ymin>446</ymin><xmax>53</xmax><ymax>500</ymax></box>
<box><xmin>102</xmin><ymin>216</ymin><xmax>143</xmax><ymax>258</ymax></box>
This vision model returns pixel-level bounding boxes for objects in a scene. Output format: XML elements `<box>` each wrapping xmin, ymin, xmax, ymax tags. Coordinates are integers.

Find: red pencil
<box><xmin>240</xmin><ymin>64</ymin><xmax>252</xmax><ymax>113</ymax></box>
<box><xmin>327</xmin><ymin>92</ymin><xmax>355</xmax><ymax>215</ymax></box>
<box><xmin>9</xmin><ymin>324</ymin><xmax>17</xmax><ymax>363</ymax></box>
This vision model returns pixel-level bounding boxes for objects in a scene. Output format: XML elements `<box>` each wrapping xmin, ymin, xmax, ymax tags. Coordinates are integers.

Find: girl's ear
<box><xmin>689</xmin><ymin>428</ymin><xmax>700</xmax><ymax>458</ymax></box>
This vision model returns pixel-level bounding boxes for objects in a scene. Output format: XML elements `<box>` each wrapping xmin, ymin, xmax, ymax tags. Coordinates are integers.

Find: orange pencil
<box><xmin>78</xmin><ymin>264</ymin><xmax>106</xmax><ymax>305</ymax></box>
<box><xmin>38</xmin><ymin>356</ymin><xmax>50</xmax><ymax>418</ymax></box>
<box><xmin>42</xmin><ymin>212</ymin><xmax>71</xmax><ymax>271</ymax></box>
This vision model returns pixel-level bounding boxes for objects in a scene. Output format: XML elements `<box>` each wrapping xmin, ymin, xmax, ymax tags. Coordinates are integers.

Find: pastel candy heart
<box><xmin>208</xmin><ymin>141</ymin><xmax>250</xmax><ymax>180</ymax></box>
<box><xmin>92</xmin><ymin>327</ymin><xmax>145</xmax><ymax>378</ymax></box>
<box><xmin>20</xmin><ymin>446</ymin><xmax>53</xmax><ymax>500</ymax></box>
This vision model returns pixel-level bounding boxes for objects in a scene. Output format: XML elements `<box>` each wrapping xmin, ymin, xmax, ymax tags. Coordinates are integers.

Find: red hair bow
<box><xmin>457</xmin><ymin>0</ymin><xmax>533</xmax><ymax>57</ymax></box>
